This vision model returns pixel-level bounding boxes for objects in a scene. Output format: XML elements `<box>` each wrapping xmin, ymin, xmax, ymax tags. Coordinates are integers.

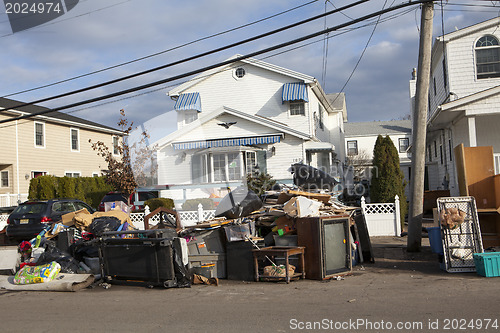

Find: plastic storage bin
<box><xmin>473</xmin><ymin>252</ymin><xmax>500</xmax><ymax>277</ymax></box>
<box><xmin>427</xmin><ymin>227</ymin><xmax>444</xmax><ymax>255</ymax></box>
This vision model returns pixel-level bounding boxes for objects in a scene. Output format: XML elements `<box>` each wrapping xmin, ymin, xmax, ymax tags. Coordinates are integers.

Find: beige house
<box><xmin>0</xmin><ymin>97</ymin><xmax>124</xmax><ymax>207</ymax></box>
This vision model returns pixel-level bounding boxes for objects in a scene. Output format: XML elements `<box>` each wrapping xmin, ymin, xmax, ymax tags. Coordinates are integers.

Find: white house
<box><xmin>343</xmin><ymin>120</ymin><xmax>412</xmax><ymax>199</ymax></box>
<box><xmin>411</xmin><ymin>17</ymin><xmax>500</xmax><ymax>196</ymax></box>
<box><xmin>153</xmin><ymin>56</ymin><xmax>346</xmax><ymax>206</ymax></box>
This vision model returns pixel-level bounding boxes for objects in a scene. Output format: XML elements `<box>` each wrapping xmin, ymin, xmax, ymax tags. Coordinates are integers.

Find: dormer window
<box><xmin>475</xmin><ymin>35</ymin><xmax>500</xmax><ymax>79</ymax></box>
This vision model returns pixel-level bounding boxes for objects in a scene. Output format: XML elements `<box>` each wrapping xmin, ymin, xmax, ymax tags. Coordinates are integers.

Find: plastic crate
<box><xmin>473</xmin><ymin>252</ymin><xmax>500</xmax><ymax>277</ymax></box>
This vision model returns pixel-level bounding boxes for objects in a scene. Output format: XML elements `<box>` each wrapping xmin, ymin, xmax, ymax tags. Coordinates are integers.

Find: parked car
<box><xmin>6</xmin><ymin>199</ymin><xmax>94</xmax><ymax>241</ymax></box>
<box><xmin>98</xmin><ymin>191</ymin><xmax>128</xmax><ymax>212</ymax></box>
<box><xmin>98</xmin><ymin>190</ymin><xmax>158</xmax><ymax>212</ymax></box>
<box><xmin>130</xmin><ymin>190</ymin><xmax>158</xmax><ymax>211</ymax></box>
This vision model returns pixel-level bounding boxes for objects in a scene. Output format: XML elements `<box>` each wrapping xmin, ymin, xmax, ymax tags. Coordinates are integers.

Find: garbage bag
<box><xmin>290</xmin><ymin>163</ymin><xmax>339</xmax><ymax>191</ymax></box>
<box><xmin>215</xmin><ymin>186</ymin><xmax>262</xmax><ymax>219</ymax></box>
<box><xmin>89</xmin><ymin>216</ymin><xmax>122</xmax><ymax>236</ymax></box>
<box><xmin>36</xmin><ymin>240</ymin><xmax>81</xmax><ymax>274</ymax></box>
<box><xmin>69</xmin><ymin>240</ymin><xmax>100</xmax><ymax>261</ymax></box>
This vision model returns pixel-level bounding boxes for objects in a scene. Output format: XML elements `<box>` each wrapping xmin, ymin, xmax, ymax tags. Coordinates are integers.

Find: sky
<box><xmin>1</xmin><ymin>0</ymin><xmax>499</xmax><ymax>138</ymax></box>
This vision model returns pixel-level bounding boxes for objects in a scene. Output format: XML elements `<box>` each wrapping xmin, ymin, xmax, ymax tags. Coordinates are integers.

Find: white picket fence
<box><xmin>361</xmin><ymin>195</ymin><xmax>401</xmax><ymax>237</ymax></box>
<box><xmin>0</xmin><ymin>193</ymin><xmax>28</xmax><ymax>208</ymax></box>
<box><xmin>130</xmin><ymin>204</ymin><xmax>216</xmax><ymax>229</ymax></box>
<box><xmin>0</xmin><ymin>214</ymin><xmax>8</xmax><ymax>231</ymax></box>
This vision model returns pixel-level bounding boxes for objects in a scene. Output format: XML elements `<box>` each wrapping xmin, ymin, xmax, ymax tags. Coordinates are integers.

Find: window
<box><xmin>245</xmin><ymin>151</ymin><xmax>257</xmax><ymax>174</ymax></box>
<box><xmin>434</xmin><ymin>141</ymin><xmax>437</xmax><ymax>157</ymax></box>
<box><xmin>428</xmin><ymin>145</ymin><xmax>432</xmax><ymax>161</ymax></box>
<box><xmin>92</xmin><ymin>172</ymin><xmax>99</xmax><ymax>177</ymax></box>
<box><xmin>318</xmin><ymin>103</ymin><xmax>324</xmax><ymax>130</ymax></box>
<box><xmin>65</xmin><ymin>172</ymin><xmax>81</xmax><ymax>178</ymax></box>
<box><xmin>433</xmin><ymin>77</ymin><xmax>436</xmax><ymax>96</ymax></box>
<box><xmin>1</xmin><ymin>171</ymin><xmax>8</xmax><ymax>187</ymax></box>
<box><xmin>290</xmin><ymin>102</ymin><xmax>305</xmax><ymax>116</ymax></box>
<box><xmin>347</xmin><ymin>140</ymin><xmax>358</xmax><ymax>156</ymax></box>
<box><xmin>443</xmin><ymin>58</ymin><xmax>448</xmax><ymax>88</ymax></box>
<box><xmin>440</xmin><ymin>145</ymin><xmax>443</xmax><ymax>165</ymax></box>
<box><xmin>193</xmin><ymin>151</ymin><xmax>261</xmax><ymax>183</ymax></box>
<box><xmin>399</xmin><ymin>138</ymin><xmax>410</xmax><ymax>153</ymax></box>
<box><xmin>235</xmin><ymin>68</ymin><xmax>245</xmax><ymax>78</ymax></box>
<box><xmin>35</xmin><ymin>122</ymin><xmax>45</xmax><ymax>147</ymax></box>
<box><xmin>475</xmin><ymin>35</ymin><xmax>500</xmax><ymax>79</ymax></box>
<box><xmin>31</xmin><ymin>171</ymin><xmax>47</xmax><ymax>179</ymax></box>
<box><xmin>184</xmin><ymin>110</ymin><xmax>198</xmax><ymax>124</ymax></box>
<box><xmin>113</xmin><ymin>136</ymin><xmax>119</xmax><ymax>155</ymax></box>
<box><xmin>70</xmin><ymin>128</ymin><xmax>79</xmax><ymax>151</ymax></box>
<box><xmin>449</xmin><ymin>140</ymin><xmax>453</xmax><ymax>161</ymax></box>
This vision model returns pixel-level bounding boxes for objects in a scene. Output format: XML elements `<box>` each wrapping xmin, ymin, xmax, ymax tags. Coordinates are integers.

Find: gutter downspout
<box><xmin>16</xmin><ymin>120</ymin><xmax>20</xmax><ymax>197</ymax></box>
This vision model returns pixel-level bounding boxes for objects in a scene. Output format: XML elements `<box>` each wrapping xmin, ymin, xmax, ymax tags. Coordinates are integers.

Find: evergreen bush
<box><xmin>144</xmin><ymin>198</ymin><xmax>175</xmax><ymax>212</ymax></box>
<box><xmin>370</xmin><ymin>135</ymin><xmax>408</xmax><ymax>226</ymax></box>
<box><xmin>182</xmin><ymin>198</ymin><xmax>215</xmax><ymax>211</ymax></box>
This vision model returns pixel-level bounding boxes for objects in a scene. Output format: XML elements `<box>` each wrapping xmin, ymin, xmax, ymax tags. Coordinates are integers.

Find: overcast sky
<box><xmin>1</xmin><ymin>0</ymin><xmax>499</xmax><ymax>136</ymax></box>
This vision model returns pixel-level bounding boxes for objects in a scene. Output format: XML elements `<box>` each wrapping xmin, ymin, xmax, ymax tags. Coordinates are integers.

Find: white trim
<box><xmin>0</xmin><ymin>170</ymin><xmax>9</xmax><ymax>188</ymax></box>
<box><xmin>92</xmin><ymin>172</ymin><xmax>100</xmax><ymax>177</ymax></box>
<box><xmin>1</xmin><ymin>108</ymin><xmax>124</xmax><ymax>136</ymax></box>
<box><xmin>70</xmin><ymin>127</ymin><xmax>80</xmax><ymax>152</ymax></box>
<box><xmin>34</xmin><ymin>121</ymin><xmax>45</xmax><ymax>148</ymax></box>
<box><xmin>112</xmin><ymin>136</ymin><xmax>120</xmax><ymax>156</ymax></box>
<box><xmin>468</xmin><ymin>116</ymin><xmax>477</xmax><ymax>147</ymax></box>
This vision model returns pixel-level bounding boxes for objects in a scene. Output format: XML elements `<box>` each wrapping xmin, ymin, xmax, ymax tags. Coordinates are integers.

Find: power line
<box><xmin>0</xmin><ymin>0</ymin><xmax>369</xmax><ymax>115</ymax></box>
<box><xmin>1</xmin><ymin>0</ymin><xmax>320</xmax><ymax>99</ymax></box>
<box><xmin>0</xmin><ymin>4</ymin><xmax>419</xmax><ymax>130</ymax></box>
<box><xmin>0</xmin><ymin>0</ymin><xmax>433</xmax><ymax>125</ymax></box>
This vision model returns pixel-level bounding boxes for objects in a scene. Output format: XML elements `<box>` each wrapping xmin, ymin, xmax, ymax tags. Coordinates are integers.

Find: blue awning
<box><xmin>173</xmin><ymin>135</ymin><xmax>282</xmax><ymax>150</ymax></box>
<box><xmin>282</xmin><ymin>82</ymin><xmax>308</xmax><ymax>103</ymax></box>
<box><xmin>174</xmin><ymin>92</ymin><xmax>201</xmax><ymax>112</ymax></box>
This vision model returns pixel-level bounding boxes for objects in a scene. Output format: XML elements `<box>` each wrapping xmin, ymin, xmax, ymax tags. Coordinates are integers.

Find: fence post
<box><xmin>394</xmin><ymin>195</ymin><xmax>401</xmax><ymax>236</ymax></box>
<box><xmin>360</xmin><ymin>196</ymin><xmax>366</xmax><ymax>212</ymax></box>
<box><xmin>197</xmin><ymin>203</ymin><xmax>204</xmax><ymax>222</ymax></box>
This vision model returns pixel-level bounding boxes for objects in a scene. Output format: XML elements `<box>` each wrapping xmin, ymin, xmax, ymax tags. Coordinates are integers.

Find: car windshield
<box><xmin>12</xmin><ymin>203</ymin><xmax>47</xmax><ymax>214</ymax></box>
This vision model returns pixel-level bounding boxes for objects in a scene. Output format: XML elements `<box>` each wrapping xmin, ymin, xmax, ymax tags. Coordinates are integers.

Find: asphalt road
<box><xmin>1</xmin><ymin>237</ymin><xmax>499</xmax><ymax>333</ymax></box>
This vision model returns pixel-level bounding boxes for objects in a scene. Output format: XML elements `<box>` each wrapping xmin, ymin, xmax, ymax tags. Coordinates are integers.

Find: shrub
<box><xmin>182</xmin><ymin>198</ymin><xmax>215</xmax><ymax>211</ymax></box>
<box><xmin>145</xmin><ymin>198</ymin><xmax>175</xmax><ymax>212</ymax></box>
<box><xmin>246</xmin><ymin>170</ymin><xmax>276</xmax><ymax>196</ymax></box>
<box><xmin>370</xmin><ymin>135</ymin><xmax>407</xmax><ymax>226</ymax></box>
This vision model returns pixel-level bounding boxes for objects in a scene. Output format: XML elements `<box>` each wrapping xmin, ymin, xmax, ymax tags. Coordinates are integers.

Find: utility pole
<box><xmin>408</xmin><ymin>1</ymin><xmax>434</xmax><ymax>252</ymax></box>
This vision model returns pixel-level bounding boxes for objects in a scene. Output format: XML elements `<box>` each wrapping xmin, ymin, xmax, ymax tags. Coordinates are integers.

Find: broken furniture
<box><xmin>437</xmin><ymin>196</ymin><xmax>484</xmax><ymax>273</ymax></box>
<box><xmin>296</xmin><ymin>216</ymin><xmax>352</xmax><ymax>279</ymax></box>
<box><xmin>252</xmin><ymin>246</ymin><xmax>305</xmax><ymax>283</ymax></box>
<box><xmin>454</xmin><ymin>144</ymin><xmax>500</xmax><ymax>248</ymax></box>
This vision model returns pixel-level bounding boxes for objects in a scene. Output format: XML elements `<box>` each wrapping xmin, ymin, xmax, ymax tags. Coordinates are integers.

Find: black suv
<box><xmin>6</xmin><ymin>199</ymin><xmax>94</xmax><ymax>240</ymax></box>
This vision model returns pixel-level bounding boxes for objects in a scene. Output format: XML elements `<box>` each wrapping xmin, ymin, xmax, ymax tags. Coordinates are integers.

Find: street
<box><xmin>0</xmin><ymin>236</ymin><xmax>499</xmax><ymax>333</ymax></box>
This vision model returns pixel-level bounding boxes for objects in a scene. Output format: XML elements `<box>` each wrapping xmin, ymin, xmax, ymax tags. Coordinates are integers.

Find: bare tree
<box><xmin>346</xmin><ymin>149</ymin><xmax>372</xmax><ymax>182</ymax></box>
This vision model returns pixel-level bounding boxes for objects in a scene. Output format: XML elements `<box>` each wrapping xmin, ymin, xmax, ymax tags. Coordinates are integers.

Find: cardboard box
<box><xmin>61</xmin><ymin>208</ymin><xmax>90</xmax><ymax>226</ymax></box>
